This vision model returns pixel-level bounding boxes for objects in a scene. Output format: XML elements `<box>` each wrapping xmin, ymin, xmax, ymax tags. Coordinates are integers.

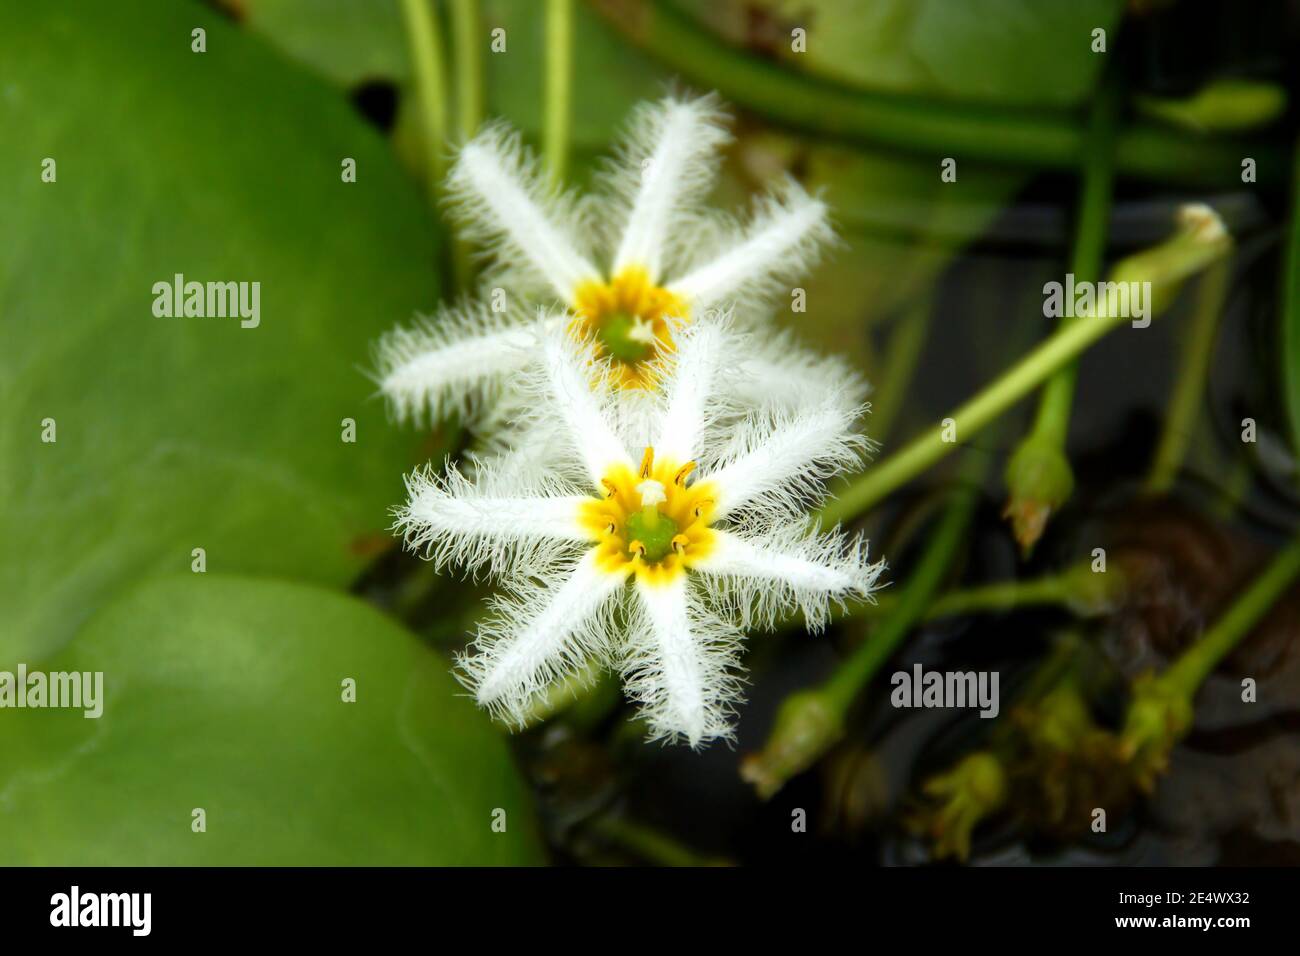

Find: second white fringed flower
<box><xmin>394</xmin><ymin>314</ymin><xmax>883</xmax><ymax>747</ymax></box>
<box><xmin>376</xmin><ymin>93</ymin><xmax>842</xmax><ymax>427</ymax></box>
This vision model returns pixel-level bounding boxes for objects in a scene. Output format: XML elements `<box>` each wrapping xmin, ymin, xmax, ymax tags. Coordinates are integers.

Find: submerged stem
<box><xmin>824</xmin><ymin>476</ymin><xmax>982</xmax><ymax>713</ymax></box>
<box><xmin>870</xmin><ymin>297</ymin><xmax>933</xmax><ymax>444</ymax></box>
<box><xmin>743</xmin><ymin>451</ymin><xmax>989</xmax><ymax>798</ymax></box>
<box><xmin>587</xmin><ymin>0</ymin><xmax>1278</xmax><ymax>186</ymax></box>
<box><xmin>1033</xmin><ymin>78</ymin><xmax>1120</xmax><ymax>443</ymax></box>
<box><xmin>1145</xmin><ymin>260</ymin><xmax>1231</xmax><ymax>494</ymax></box>
<box><xmin>820</xmin><ymin>206</ymin><xmax>1232</xmax><ymax>527</ymax></box>
<box><xmin>1164</xmin><ymin>535</ymin><xmax>1300</xmax><ymax>696</ymax></box>
<box><xmin>1002</xmin><ymin>80</ymin><xmax>1118</xmax><ymax>553</ymax></box>
<box><xmin>1121</xmin><ymin>533</ymin><xmax>1300</xmax><ymax>786</ymax></box>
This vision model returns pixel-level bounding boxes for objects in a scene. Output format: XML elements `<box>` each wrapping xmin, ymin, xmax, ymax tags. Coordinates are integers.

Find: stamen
<box><xmin>674</xmin><ymin>462</ymin><xmax>696</xmax><ymax>487</ymax></box>
<box><xmin>629</xmin><ymin>540</ymin><xmax>647</xmax><ymax>558</ymax></box>
<box><xmin>638</xmin><ymin>446</ymin><xmax>655</xmax><ymax>479</ymax></box>
<box><xmin>601</xmin><ymin>478</ymin><xmax>618</xmax><ymax>498</ymax></box>
<box><xmin>671</xmin><ymin>534</ymin><xmax>689</xmax><ymax>555</ymax></box>
<box><xmin>693</xmin><ymin>498</ymin><xmax>714</xmax><ymax>518</ymax></box>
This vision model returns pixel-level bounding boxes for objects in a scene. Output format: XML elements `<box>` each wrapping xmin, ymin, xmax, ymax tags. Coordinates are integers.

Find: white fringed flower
<box><xmin>394</xmin><ymin>315</ymin><xmax>883</xmax><ymax>747</ymax></box>
<box><xmin>375</xmin><ymin>93</ymin><xmax>840</xmax><ymax>426</ymax></box>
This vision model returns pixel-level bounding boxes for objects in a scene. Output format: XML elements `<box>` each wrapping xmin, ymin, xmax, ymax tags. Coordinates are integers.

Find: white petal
<box><xmin>693</xmin><ymin>526</ymin><xmax>884</xmax><ymax>631</ymax></box>
<box><xmin>704</xmin><ymin>399</ymin><xmax>866</xmax><ymax>521</ymax></box>
<box><xmin>447</xmin><ymin>123</ymin><xmax>601</xmax><ymax>303</ymax></box>
<box><xmin>667</xmin><ymin>178</ymin><xmax>833</xmax><ymax>313</ymax></box>
<box><xmin>622</xmin><ymin>577</ymin><xmax>744</xmax><ymax>747</ymax></box>
<box><xmin>730</xmin><ymin>328</ymin><xmax>869</xmax><ymax>415</ymax></box>
<box><xmin>537</xmin><ymin>329</ymin><xmax>635</xmax><ymax>486</ymax></box>
<box><xmin>649</xmin><ymin>315</ymin><xmax>731</xmax><ymax>465</ymax></box>
<box><xmin>394</xmin><ymin>459</ymin><xmax>589</xmax><ymax>576</ymax></box>
<box><xmin>460</xmin><ymin>550</ymin><xmax>626</xmax><ymax>724</ymax></box>
<box><xmin>374</xmin><ymin>304</ymin><xmax>537</xmax><ymax>426</ymax></box>
<box><xmin>608</xmin><ymin>95</ymin><xmax>731</xmax><ymax>281</ymax></box>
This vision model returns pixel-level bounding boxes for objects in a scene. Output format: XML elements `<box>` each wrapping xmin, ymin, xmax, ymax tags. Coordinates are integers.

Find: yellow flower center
<box><xmin>571</xmin><ymin>267</ymin><xmax>688</xmax><ymax>389</ymax></box>
<box><xmin>578</xmin><ymin>446</ymin><xmax>717</xmax><ymax>586</ymax></box>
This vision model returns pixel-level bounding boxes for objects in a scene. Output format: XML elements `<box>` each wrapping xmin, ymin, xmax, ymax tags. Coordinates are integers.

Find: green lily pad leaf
<box><xmin>241</xmin><ymin>0</ymin><xmax>412</xmax><ymax>87</ymax></box>
<box><xmin>678</xmin><ymin>0</ymin><xmax>1122</xmax><ymax>107</ymax></box>
<box><xmin>0</xmin><ymin>575</ymin><xmax>543</xmax><ymax>865</ymax></box>
<box><xmin>0</xmin><ymin>1</ymin><xmax>437</xmax><ymax>663</ymax></box>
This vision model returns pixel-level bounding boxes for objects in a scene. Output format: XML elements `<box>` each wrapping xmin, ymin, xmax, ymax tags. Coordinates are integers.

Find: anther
<box><xmin>629</xmin><ymin>540</ymin><xmax>647</xmax><ymax>557</ymax></box>
<box><xmin>638</xmin><ymin>446</ymin><xmax>655</xmax><ymax>479</ymax></box>
<box><xmin>674</xmin><ymin>462</ymin><xmax>696</xmax><ymax>487</ymax></box>
<box><xmin>671</xmin><ymin>534</ymin><xmax>689</xmax><ymax>555</ymax></box>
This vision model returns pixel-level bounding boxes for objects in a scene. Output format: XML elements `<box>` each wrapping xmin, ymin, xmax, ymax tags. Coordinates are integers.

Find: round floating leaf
<box><xmin>0</xmin><ymin>575</ymin><xmax>543</xmax><ymax>865</ymax></box>
<box><xmin>0</xmin><ymin>0</ymin><xmax>438</xmax><ymax>663</ymax></box>
<box><xmin>677</xmin><ymin>0</ymin><xmax>1122</xmax><ymax>107</ymax></box>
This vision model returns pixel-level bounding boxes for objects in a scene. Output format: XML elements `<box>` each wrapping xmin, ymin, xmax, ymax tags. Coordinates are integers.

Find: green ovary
<box><xmin>625</xmin><ymin>507</ymin><xmax>679</xmax><ymax>562</ymax></box>
<box><xmin>598</xmin><ymin>311</ymin><xmax>654</xmax><ymax>364</ymax></box>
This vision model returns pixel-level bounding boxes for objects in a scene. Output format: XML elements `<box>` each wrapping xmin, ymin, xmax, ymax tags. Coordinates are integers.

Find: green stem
<box><xmin>449</xmin><ymin>0</ymin><xmax>483</xmax><ymax>141</ymax></box>
<box><xmin>586</xmin><ymin>0</ymin><xmax>1278</xmax><ymax>186</ymax></box>
<box><xmin>1162</xmin><ymin>535</ymin><xmax>1300</xmax><ymax>696</ymax></box>
<box><xmin>587</xmin><ymin>816</ymin><xmax>730</xmax><ymax>867</ymax></box>
<box><xmin>822</xmin><ymin>311</ymin><xmax>1141</xmax><ymax>526</ymax></box>
<box><xmin>1030</xmin><ymin>78</ymin><xmax>1119</xmax><ymax>447</ymax></box>
<box><xmin>400</xmin><ymin>0</ymin><xmax>450</xmax><ymax>200</ymax></box>
<box><xmin>923</xmin><ymin>575</ymin><xmax>1071</xmax><ymax>619</ymax></box>
<box><xmin>743</xmin><ymin>452</ymin><xmax>990</xmax><ymax>798</ymax></box>
<box><xmin>1001</xmin><ymin>79</ymin><xmax>1118</xmax><ymax>553</ymax></box>
<box><xmin>1145</xmin><ymin>260</ymin><xmax>1231</xmax><ymax>494</ymax></box>
<box><xmin>823</xmin><ymin>470</ymin><xmax>983</xmax><ymax>712</ymax></box>
<box><xmin>869</xmin><ymin>297</ymin><xmax>933</xmax><ymax>444</ymax></box>
<box><xmin>819</xmin><ymin>206</ymin><xmax>1232</xmax><ymax>527</ymax></box>
<box><xmin>544</xmin><ymin>0</ymin><xmax>574</xmax><ymax>186</ymax></box>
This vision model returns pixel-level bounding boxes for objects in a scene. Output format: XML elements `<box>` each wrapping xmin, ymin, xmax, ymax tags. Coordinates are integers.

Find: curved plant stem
<box><xmin>870</xmin><ymin>296</ymin><xmax>933</xmax><ymax>444</ymax></box>
<box><xmin>819</xmin><ymin>208</ymin><xmax>1232</xmax><ymax>527</ymax></box>
<box><xmin>450</xmin><ymin>0</ymin><xmax>483</xmax><ymax>141</ymax></box>
<box><xmin>1164</xmin><ymin>535</ymin><xmax>1300</xmax><ymax>695</ymax></box>
<box><xmin>586</xmin><ymin>0</ymin><xmax>1278</xmax><ymax>186</ymax></box>
<box><xmin>743</xmin><ymin>451</ymin><xmax>988</xmax><ymax>799</ymax></box>
<box><xmin>1145</xmin><ymin>259</ymin><xmax>1231</xmax><ymax>494</ymax></box>
<box><xmin>820</xmin><ymin>311</ymin><xmax>1139</xmax><ymax>526</ymax></box>
<box><xmin>922</xmin><ymin>575</ymin><xmax>1072</xmax><ymax>619</ymax></box>
<box><xmin>545</xmin><ymin>0</ymin><xmax>574</xmax><ymax>186</ymax></box>
<box><xmin>400</xmin><ymin>0</ymin><xmax>450</xmax><ymax>201</ymax></box>
<box><xmin>1002</xmin><ymin>77</ymin><xmax>1118</xmax><ymax>552</ymax></box>
<box><xmin>1121</xmin><ymin>532</ymin><xmax>1300</xmax><ymax>785</ymax></box>
<box><xmin>824</xmin><ymin>469</ymin><xmax>983</xmax><ymax>713</ymax></box>
<box><xmin>587</xmin><ymin>815</ymin><xmax>731</xmax><ymax>866</ymax></box>
<box><xmin>1032</xmin><ymin>80</ymin><xmax>1119</xmax><ymax>446</ymax></box>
